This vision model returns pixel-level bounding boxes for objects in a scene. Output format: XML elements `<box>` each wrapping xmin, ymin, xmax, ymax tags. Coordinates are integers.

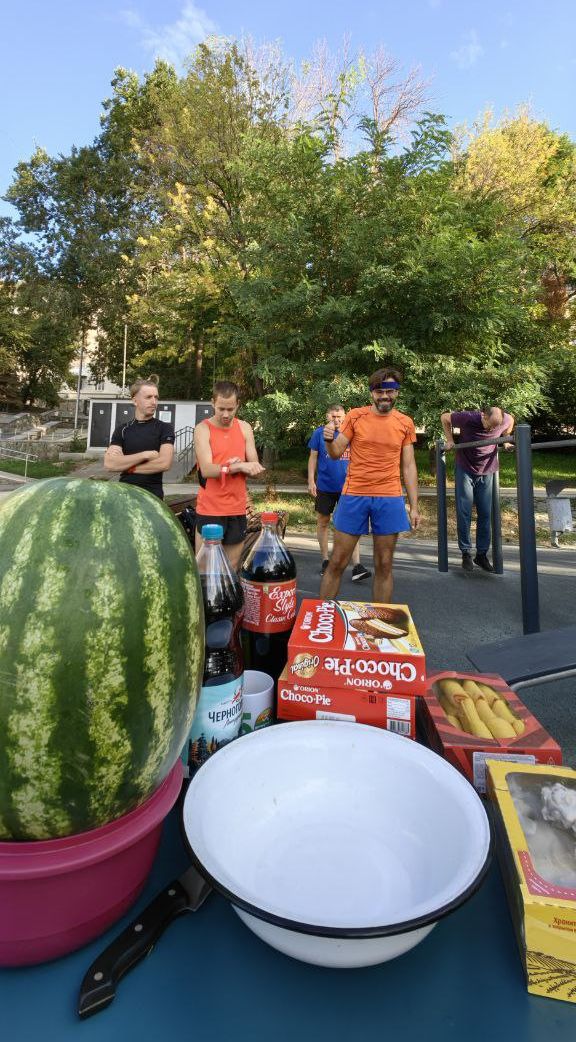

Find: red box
<box><xmin>286</xmin><ymin>599</ymin><xmax>426</xmax><ymax>695</ymax></box>
<box><xmin>277</xmin><ymin>668</ymin><xmax>416</xmax><ymax>737</ymax></box>
<box><xmin>418</xmin><ymin>671</ymin><xmax>562</xmax><ymax>793</ymax></box>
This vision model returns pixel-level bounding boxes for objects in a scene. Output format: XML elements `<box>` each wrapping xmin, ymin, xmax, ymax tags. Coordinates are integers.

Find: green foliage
<box><xmin>1</xmin><ymin>40</ymin><xmax>574</xmax><ymax>429</ymax></box>
<box><xmin>531</xmin><ymin>346</ymin><xmax>576</xmax><ymax>435</ymax></box>
<box><xmin>0</xmin><ymin>460</ymin><xmax>77</xmax><ymax>478</ymax></box>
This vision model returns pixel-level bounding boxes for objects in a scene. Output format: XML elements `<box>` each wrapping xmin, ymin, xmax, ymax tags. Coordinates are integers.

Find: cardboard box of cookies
<box><xmin>286</xmin><ymin>599</ymin><xmax>426</xmax><ymax>695</ymax></box>
<box><xmin>487</xmin><ymin>760</ymin><xmax>576</xmax><ymax>1003</ymax></box>
<box><xmin>276</xmin><ymin>666</ymin><xmax>416</xmax><ymax>736</ymax></box>
<box><xmin>418</xmin><ymin>671</ymin><xmax>562</xmax><ymax>793</ymax></box>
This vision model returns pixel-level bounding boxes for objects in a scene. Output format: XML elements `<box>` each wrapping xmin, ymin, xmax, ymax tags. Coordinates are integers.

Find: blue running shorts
<box><xmin>333</xmin><ymin>494</ymin><xmax>411</xmax><ymax>536</ymax></box>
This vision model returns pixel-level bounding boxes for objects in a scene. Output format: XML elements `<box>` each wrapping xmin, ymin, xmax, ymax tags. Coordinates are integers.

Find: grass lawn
<box><xmin>264</xmin><ymin>445</ymin><xmax>576</xmax><ymax>489</ymax></box>
<box><xmin>415</xmin><ymin>448</ymin><xmax>576</xmax><ymax>488</ymax></box>
<box><xmin>0</xmin><ymin>458</ymin><xmax>78</xmax><ymax>479</ymax></box>
<box><xmin>249</xmin><ymin>489</ymin><xmax>576</xmax><ymax>548</ymax></box>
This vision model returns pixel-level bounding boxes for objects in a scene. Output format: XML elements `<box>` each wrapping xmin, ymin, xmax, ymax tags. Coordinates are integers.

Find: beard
<box><xmin>374</xmin><ymin>399</ymin><xmax>394</xmax><ymax>413</ymax></box>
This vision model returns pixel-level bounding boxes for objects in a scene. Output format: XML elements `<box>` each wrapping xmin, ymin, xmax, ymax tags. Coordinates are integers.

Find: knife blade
<box><xmin>77</xmin><ymin>864</ymin><xmax>212</xmax><ymax>1019</ymax></box>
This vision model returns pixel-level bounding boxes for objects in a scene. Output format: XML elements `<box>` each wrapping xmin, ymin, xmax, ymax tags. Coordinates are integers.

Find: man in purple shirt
<box><xmin>441</xmin><ymin>406</ymin><xmax>515</xmax><ymax>572</ymax></box>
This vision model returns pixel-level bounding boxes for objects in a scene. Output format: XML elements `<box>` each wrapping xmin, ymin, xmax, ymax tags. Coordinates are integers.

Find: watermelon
<box><xmin>0</xmin><ymin>477</ymin><xmax>204</xmax><ymax>841</ymax></box>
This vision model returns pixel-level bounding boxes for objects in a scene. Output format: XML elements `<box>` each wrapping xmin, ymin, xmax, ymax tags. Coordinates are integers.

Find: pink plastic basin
<box><xmin>0</xmin><ymin>760</ymin><xmax>182</xmax><ymax>966</ymax></box>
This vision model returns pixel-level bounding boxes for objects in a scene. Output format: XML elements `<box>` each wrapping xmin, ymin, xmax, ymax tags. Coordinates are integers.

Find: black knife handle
<box><xmin>77</xmin><ymin>879</ymin><xmax>191</xmax><ymax>1019</ymax></box>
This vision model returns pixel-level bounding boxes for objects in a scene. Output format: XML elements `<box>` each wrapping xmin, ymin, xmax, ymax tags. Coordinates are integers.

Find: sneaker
<box><xmin>320</xmin><ymin>559</ymin><xmax>329</xmax><ymax>575</ymax></box>
<box><xmin>351</xmin><ymin>563</ymin><xmax>372</xmax><ymax>582</ymax></box>
<box><xmin>462</xmin><ymin>553</ymin><xmax>474</xmax><ymax>572</ymax></box>
<box><xmin>474</xmin><ymin>554</ymin><xmax>495</xmax><ymax>573</ymax></box>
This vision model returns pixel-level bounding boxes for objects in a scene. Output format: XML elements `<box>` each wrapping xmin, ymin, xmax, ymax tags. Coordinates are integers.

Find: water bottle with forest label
<box><xmin>188</xmin><ymin>524</ymin><xmax>244</xmax><ymax>768</ymax></box>
<box><xmin>240</xmin><ymin>512</ymin><xmax>297</xmax><ymax>683</ymax></box>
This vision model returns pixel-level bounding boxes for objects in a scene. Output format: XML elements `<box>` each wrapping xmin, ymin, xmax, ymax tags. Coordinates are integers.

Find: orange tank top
<box><xmin>196</xmin><ymin>417</ymin><xmax>248</xmax><ymax>517</ymax></box>
<box><xmin>340</xmin><ymin>407</ymin><xmax>416</xmax><ymax>496</ymax></box>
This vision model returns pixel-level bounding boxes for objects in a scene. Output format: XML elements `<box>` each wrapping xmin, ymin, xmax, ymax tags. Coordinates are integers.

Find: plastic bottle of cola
<box><xmin>240</xmin><ymin>512</ymin><xmax>297</xmax><ymax>682</ymax></box>
<box><xmin>189</xmin><ymin>524</ymin><xmax>244</xmax><ymax>768</ymax></box>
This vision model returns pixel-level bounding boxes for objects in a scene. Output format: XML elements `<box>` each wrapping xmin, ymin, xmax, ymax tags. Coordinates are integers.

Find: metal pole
<box><xmin>436</xmin><ymin>440</ymin><xmax>449</xmax><ymax>572</ymax></box>
<box><xmin>515</xmin><ymin>424</ymin><xmax>540</xmax><ymax>634</ymax></box>
<box><xmin>73</xmin><ymin>330</ymin><xmax>86</xmax><ymax>432</ymax></box>
<box><xmin>122</xmin><ymin>323</ymin><xmax>128</xmax><ymax>393</ymax></box>
<box><xmin>491</xmin><ymin>468</ymin><xmax>503</xmax><ymax>575</ymax></box>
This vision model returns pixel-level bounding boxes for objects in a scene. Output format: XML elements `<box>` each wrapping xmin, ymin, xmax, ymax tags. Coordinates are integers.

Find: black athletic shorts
<box><xmin>314</xmin><ymin>490</ymin><xmax>341</xmax><ymax>516</ymax></box>
<box><xmin>195</xmin><ymin>513</ymin><xmax>248</xmax><ymax>546</ymax></box>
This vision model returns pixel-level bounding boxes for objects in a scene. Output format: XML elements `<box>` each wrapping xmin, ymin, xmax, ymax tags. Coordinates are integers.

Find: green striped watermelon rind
<box><xmin>0</xmin><ymin>477</ymin><xmax>204</xmax><ymax>841</ymax></box>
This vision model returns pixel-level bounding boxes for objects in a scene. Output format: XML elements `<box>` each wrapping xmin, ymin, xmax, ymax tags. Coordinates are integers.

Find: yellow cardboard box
<box><xmin>487</xmin><ymin>759</ymin><xmax>576</xmax><ymax>1003</ymax></box>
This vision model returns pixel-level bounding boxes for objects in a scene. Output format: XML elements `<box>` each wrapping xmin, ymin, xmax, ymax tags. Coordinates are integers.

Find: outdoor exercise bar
<box><xmin>436</xmin><ymin>425</ymin><xmax>576</xmax><ymax>635</ymax></box>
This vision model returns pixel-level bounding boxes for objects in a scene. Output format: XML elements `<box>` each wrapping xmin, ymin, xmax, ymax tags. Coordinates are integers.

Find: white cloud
<box><xmin>450</xmin><ymin>30</ymin><xmax>484</xmax><ymax>70</ymax></box>
<box><xmin>121</xmin><ymin>3</ymin><xmax>218</xmax><ymax>67</ymax></box>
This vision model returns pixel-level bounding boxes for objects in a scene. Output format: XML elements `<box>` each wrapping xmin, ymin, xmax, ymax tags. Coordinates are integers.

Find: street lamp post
<box><xmin>122</xmin><ymin>323</ymin><xmax>128</xmax><ymax>395</ymax></box>
<box><xmin>73</xmin><ymin>331</ymin><xmax>86</xmax><ymax>432</ymax></box>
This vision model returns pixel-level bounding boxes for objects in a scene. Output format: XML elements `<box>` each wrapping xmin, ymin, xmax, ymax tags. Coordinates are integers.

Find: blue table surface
<box><xmin>2</xmin><ymin>806</ymin><xmax>575</xmax><ymax>1041</ymax></box>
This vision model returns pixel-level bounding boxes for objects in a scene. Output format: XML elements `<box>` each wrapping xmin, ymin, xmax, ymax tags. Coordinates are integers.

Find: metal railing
<box><xmin>0</xmin><ymin>445</ymin><xmax>39</xmax><ymax>480</ymax></box>
<box><xmin>436</xmin><ymin>425</ymin><xmax>576</xmax><ymax>634</ymax></box>
<box><xmin>174</xmin><ymin>426</ymin><xmax>195</xmax><ymax>477</ymax></box>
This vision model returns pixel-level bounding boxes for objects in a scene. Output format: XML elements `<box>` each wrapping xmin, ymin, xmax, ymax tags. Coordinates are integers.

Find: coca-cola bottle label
<box><xmin>241</xmin><ymin>578</ymin><xmax>297</xmax><ymax>633</ymax></box>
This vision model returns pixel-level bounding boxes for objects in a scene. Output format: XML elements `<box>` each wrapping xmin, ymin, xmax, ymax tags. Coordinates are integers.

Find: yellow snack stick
<box><xmin>474</xmin><ymin>698</ymin><xmax>499</xmax><ymax>727</ymax></box>
<box><xmin>474</xmin><ymin>681</ymin><xmax>501</xmax><ymax>706</ymax></box>
<box><xmin>491</xmin><ymin>699</ymin><xmax>518</xmax><ymax>725</ymax></box>
<box><xmin>512</xmin><ymin>718</ymin><xmax>526</xmax><ymax>735</ymax></box>
<box><xmin>438</xmin><ymin>694</ymin><xmax>454</xmax><ymax>716</ymax></box>
<box><xmin>456</xmin><ymin>697</ymin><xmax>493</xmax><ymax>739</ymax></box>
<box><xmin>473</xmin><ymin>698</ymin><xmax>516</xmax><ymax>738</ymax></box>
<box><xmin>437</xmin><ymin>694</ymin><xmax>466</xmax><ymax>731</ymax></box>
<box><xmin>436</xmin><ymin>678</ymin><xmax>469</xmax><ymax>709</ymax></box>
<box><xmin>485</xmin><ymin>715</ymin><xmax>517</xmax><ymax>740</ymax></box>
<box><xmin>461</xmin><ymin>680</ymin><xmax>486</xmax><ymax>702</ymax></box>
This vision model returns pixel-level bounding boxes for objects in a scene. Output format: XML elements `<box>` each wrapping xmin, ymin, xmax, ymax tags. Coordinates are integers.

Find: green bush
<box><xmin>69</xmin><ymin>436</ymin><xmax>88</xmax><ymax>452</ymax></box>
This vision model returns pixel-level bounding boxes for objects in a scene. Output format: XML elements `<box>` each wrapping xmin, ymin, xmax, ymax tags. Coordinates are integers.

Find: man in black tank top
<box><xmin>104</xmin><ymin>379</ymin><xmax>175</xmax><ymax>499</ymax></box>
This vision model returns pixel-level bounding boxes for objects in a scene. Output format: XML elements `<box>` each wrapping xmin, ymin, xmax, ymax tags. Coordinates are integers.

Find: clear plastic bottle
<box><xmin>240</xmin><ymin>512</ymin><xmax>297</xmax><ymax>682</ymax></box>
<box><xmin>188</xmin><ymin>524</ymin><xmax>244</xmax><ymax>768</ymax></box>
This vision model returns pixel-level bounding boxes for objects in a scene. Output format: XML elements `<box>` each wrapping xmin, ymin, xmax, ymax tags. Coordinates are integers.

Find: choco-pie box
<box><xmin>285</xmin><ymin>599</ymin><xmax>426</xmax><ymax>696</ymax></box>
<box><xmin>276</xmin><ymin>666</ymin><xmax>416</xmax><ymax>737</ymax></box>
<box><xmin>418</xmin><ymin>671</ymin><xmax>562</xmax><ymax>794</ymax></box>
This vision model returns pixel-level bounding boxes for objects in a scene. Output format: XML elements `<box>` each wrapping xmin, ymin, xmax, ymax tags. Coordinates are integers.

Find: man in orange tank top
<box><xmin>319</xmin><ymin>367</ymin><xmax>421</xmax><ymax>603</ymax></box>
<box><xmin>194</xmin><ymin>381</ymin><xmax>265</xmax><ymax>569</ymax></box>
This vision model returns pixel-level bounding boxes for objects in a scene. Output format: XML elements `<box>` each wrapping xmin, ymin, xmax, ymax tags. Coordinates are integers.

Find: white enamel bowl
<box><xmin>182</xmin><ymin>721</ymin><xmax>491</xmax><ymax>968</ymax></box>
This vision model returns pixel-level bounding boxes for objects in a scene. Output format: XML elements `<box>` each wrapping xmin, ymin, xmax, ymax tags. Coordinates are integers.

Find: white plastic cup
<box><xmin>240</xmin><ymin>670</ymin><xmax>275</xmax><ymax>733</ymax></box>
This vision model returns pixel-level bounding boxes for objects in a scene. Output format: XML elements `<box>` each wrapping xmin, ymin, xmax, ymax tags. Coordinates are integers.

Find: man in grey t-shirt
<box><xmin>440</xmin><ymin>406</ymin><xmax>514</xmax><ymax>572</ymax></box>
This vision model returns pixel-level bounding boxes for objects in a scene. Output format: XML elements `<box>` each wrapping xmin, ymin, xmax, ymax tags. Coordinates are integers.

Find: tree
<box><xmin>453</xmin><ymin>108</ymin><xmax>576</xmax><ymax>318</ymax></box>
<box><xmin>3</xmin><ymin>40</ymin><xmax>574</xmax><ymax>441</ymax></box>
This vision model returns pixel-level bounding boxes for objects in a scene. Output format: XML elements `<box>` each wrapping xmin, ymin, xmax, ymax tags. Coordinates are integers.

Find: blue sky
<box><xmin>1</xmin><ymin>1</ymin><xmax>575</xmax><ymax>218</ymax></box>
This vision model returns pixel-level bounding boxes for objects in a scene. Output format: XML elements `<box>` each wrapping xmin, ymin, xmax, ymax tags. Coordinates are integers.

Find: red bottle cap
<box><xmin>261</xmin><ymin>512</ymin><xmax>279</xmax><ymax>524</ymax></box>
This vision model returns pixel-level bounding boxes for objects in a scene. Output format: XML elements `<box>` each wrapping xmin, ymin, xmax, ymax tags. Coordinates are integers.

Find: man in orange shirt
<box><xmin>194</xmin><ymin>381</ymin><xmax>265</xmax><ymax>569</ymax></box>
<box><xmin>320</xmin><ymin>367</ymin><xmax>420</xmax><ymax>602</ymax></box>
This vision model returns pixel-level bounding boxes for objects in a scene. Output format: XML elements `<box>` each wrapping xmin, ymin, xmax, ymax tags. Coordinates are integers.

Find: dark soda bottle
<box><xmin>240</xmin><ymin>512</ymin><xmax>297</xmax><ymax>682</ymax></box>
<box><xmin>188</xmin><ymin>524</ymin><xmax>244</xmax><ymax>768</ymax></box>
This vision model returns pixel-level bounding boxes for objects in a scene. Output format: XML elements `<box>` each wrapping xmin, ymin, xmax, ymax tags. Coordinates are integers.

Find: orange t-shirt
<box><xmin>196</xmin><ymin>417</ymin><xmax>248</xmax><ymax>516</ymax></box>
<box><xmin>340</xmin><ymin>407</ymin><xmax>416</xmax><ymax>496</ymax></box>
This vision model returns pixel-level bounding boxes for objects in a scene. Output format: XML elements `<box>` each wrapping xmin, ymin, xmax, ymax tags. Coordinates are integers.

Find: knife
<box><xmin>77</xmin><ymin>864</ymin><xmax>212</xmax><ymax>1019</ymax></box>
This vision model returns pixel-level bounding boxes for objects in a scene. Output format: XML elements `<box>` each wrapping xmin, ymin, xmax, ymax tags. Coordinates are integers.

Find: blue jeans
<box><xmin>455</xmin><ymin>467</ymin><xmax>494</xmax><ymax>556</ymax></box>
